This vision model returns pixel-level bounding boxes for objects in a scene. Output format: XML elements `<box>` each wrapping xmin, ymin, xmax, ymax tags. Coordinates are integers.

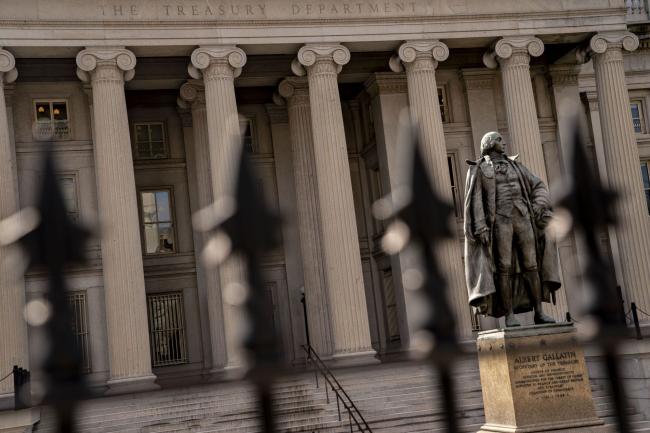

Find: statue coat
<box><xmin>463</xmin><ymin>155</ymin><xmax>562</xmax><ymax>318</ymax></box>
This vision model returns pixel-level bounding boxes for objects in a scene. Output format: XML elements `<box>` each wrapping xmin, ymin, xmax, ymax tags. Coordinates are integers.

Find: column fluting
<box><xmin>278</xmin><ymin>77</ymin><xmax>333</xmax><ymax>357</ymax></box>
<box><xmin>484</xmin><ymin>37</ymin><xmax>548</xmax><ymax>182</ymax></box>
<box><xmin>76</xmin><ymin>47</ymin><xmax>157</xmax><ymax>391</ymax></box>
<box><xmin>296</xmin><ymin>44</ymin><xmax>375</xmax><ymax>360</ymax></box>
<box><xmin>391</xmin><ymin>40</ymin><xmax>473</xmax><ymax>338</ymax></box>
<box><xmin>0</xmin><ymin>48</ymin><xmax>28</xmax><ymax>397</ymax></box>
<box><xmin>179</xmin><ymin>81</ymin><xmax>227</xmax><ymax>371</ymax></box>
<box><xmin>190</xmin><ymin>46</ymin><xmax>248</xmax><ymax>368</ymax></box>
<box><xmin>590</xmin><ymin>32</ymin><xmax>650</xmax><ymax>316</ymax></box>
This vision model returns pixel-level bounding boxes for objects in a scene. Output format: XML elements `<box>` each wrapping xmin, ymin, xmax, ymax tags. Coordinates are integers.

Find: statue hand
<box><xmin>476</xmin><ymin>229</ymin><xmax>490</xmax><ymax>245</ymax></box>
<box><xmin>537</xmin><ymin>210</ymin><xmax>552</xmax><ymax>229</ymax></box>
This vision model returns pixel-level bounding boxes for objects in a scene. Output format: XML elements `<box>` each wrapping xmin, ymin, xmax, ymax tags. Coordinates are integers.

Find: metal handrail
<box><xmin>302</xmin><ymin>344</ymin><xmax>373</xmax><ymax>432</ymax></box>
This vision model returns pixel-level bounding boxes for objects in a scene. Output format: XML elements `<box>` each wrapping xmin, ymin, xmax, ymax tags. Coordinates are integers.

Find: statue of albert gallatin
<box><xmin>464</xmin><ymin>132</ymin><xmax>561</xmax><ymax>327</ymax></box>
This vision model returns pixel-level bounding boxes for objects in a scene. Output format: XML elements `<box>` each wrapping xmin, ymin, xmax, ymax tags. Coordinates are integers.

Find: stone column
<box><xmin>295</xmin><ymin>44</ymin><xmax>375</xmax><ymax>363</ymax></box>
<box><xmin>278</xmin><ymin>77</ymin><xmax>334</xmax><ymax>358</ymax></box>
<box><xmin>390</xmin><ymin>40</ymin><xmax>473</xmax><ymax>339</ymax></box>
<box><xmin>76</xmin><ymin>47</ymin><xmax>157</xmax><ymax>393</ymax></box>
<box><xmin>178</xmin><ymin>81</ymin><xmax>228</xmax><ymax>372</ymax></box>
<box><xmin>461</xmin><ymin>69</ymin><xmax>499</xmax><ymax>158</ymax></box>
<box><xmin>0</xmin><ymin>48</ymin><xmax>28</xmax><ymax>400</ymax></box>
<box><xmin>189</xmin><ymin>46</ymin><xmax>247</xmax><ymax>369</ymax></box>
<box><xmin>590</xmin><ymin>32</ymin><xmax>650</xmax><ymax>315</ymax></box>
<box><xmin>484</xmin><ymin>36</ymin><xmax>548</xmax><ymax>182</ymax></box>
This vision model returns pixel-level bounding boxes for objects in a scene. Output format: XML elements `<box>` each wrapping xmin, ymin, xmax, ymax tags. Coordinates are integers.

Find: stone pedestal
<box><xmin>477</xmin><ymin>324</ymin><xmax>603</xmax><ymax>432</ymax></box>
<box><xmin>0</xmin><ymin>408</ymin><xmax>40</xmax><ymax>433</ymax></box>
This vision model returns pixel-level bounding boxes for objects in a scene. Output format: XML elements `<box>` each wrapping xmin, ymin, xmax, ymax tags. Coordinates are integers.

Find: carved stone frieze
<box><xmin>364</xmin><ymin>72</ymin><xmax>407</xmax><ymax>97</ymax></box>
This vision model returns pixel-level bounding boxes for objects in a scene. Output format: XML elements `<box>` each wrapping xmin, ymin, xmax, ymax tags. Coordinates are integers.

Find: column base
<box><xmin>105</xmin><ymin>374</ymin><xmax>159</xmax><ymax>395</ymax></box>
<box><xmin>478</xmin><ymin>421</ymin><xmax>609</xmax><ymax>433</ymax></box>
<box><xmin>0</xmin><ymin>407</ymin><xmax>40</xmax><ymax>433</ymax></box>
<box><xmin>329</xmin><ymin>350</ymin><xmax>379</xmax><ymax>368</ymax></box>
<box><xmin>208</xmin><ymin>363</ymin><xmax>246</xmax><ymax>382</ymax></box>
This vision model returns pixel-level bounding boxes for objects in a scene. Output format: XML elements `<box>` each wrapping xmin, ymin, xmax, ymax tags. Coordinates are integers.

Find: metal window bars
<box><xmin>67</xmin><ymin>292</ymin><xmax>91</xmax><ymax>374</ymax></box>
<box><xmin>146</xmin><ymin>292</ymin><xmax>189</xmax><ymax>368</ymax></box>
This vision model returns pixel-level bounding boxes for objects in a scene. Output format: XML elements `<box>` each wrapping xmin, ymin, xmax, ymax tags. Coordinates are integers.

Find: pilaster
<box><xmin>0</xmin><ymin>48</ymin><xmax>28</xmax><ymax>400</ymax></box>
<box><xmin>589</xmin><ymin>31</ymin><xmax>650</xmax><ymax>317</ymax></box>
<box><xmin>76</xmin><ymin>47</ymin><xmax>158</xmax><ymax>393</ymax></box>
<box><xmin>391</xmin><ymin>40</ymin><xmax>474</xmax><ymax>340</ymax></box>
<box><xmin>189</xmin><ymin>45</ymin><xmax>248</xmax><ymax>369</ymax></box>
<box><xmin>296</xmin><ymin>44</ymin><xmax>375</xmax><ymax>364</ymax></box>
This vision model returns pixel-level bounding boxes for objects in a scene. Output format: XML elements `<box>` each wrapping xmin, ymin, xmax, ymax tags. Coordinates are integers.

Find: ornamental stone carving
<box><xmin>278</xmin><ymin>77</ymin><xmax>310</xmax><ymax>105</ymax></box>
<box><xmin>296</xmin><ymin>44</ymin><xmax>350</xmax><ymax>74</ymax></box>
<box><xmin>179</xmin><ymin>81</ymin><xmax>206</xmax><ymax>106</ymax></box>
<box><xmin>590</xmin><ymin>31</ymin><xmax>639</xmax><ymax>54</ymax></box>
<box><xmin>389</xmin><ymin>40</ymin><xmax>449</xmax><ymax>72</ymax></box>
<box><xmin>189</xmin><ymin>46</ymin><xmax>247</xmax><ymax>79</ymax></box>
<box><xmin>0</xmin><ymin>48</ymin><xmax>17</xmax><ymax>84</ymax></box>
<box><xmin>483</xmin><ymin>36</ymin><xmax>544</xmax><ymax>69</ymax></box>
<box><xmin>76</xmin><ymin>47</ymin><xmax>137</xmax><ymax>82</ymax></box>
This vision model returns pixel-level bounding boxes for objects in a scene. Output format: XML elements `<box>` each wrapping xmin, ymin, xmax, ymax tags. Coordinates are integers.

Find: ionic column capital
<box><xmin>189</xmin><ymin>45</ymin><xmax>247</xmax><ymax>80</ymax></box>
<box><xmin>483</xmin><ymin>36</ymin><xmax>544</xmax><ymax>69</ymax></box>
<box><xmin>590</xmin><ymin>31</ymin><xmax>639</xmax><ymax>55</ymax></box>
<box><xmin>0</xmin><ymin>48</ymin><xmax>18</xmax><ymax>84</ymax></box>
<box><xmin>278</xmin><ymin>76</ymin><xmax>309</xmax><ymax>100</ymax></box>
<box><xmin>389</xmin><ymin>40</ymin><xmax>449</xmax><ymax>73</ymax></box>
<box><xmin>178</xmin><ymin>80</ymin><xmax>206</xmax><ymax>108</ymax></box>
<box><xmin>76</xmin><ymin>47</ymin><xmax>137</xmax><ymax>82</ymax></box>
<box><xmin>295</xmin><ymin>44</ymin><xmax>350</xmax><ymax>75</ymax></box>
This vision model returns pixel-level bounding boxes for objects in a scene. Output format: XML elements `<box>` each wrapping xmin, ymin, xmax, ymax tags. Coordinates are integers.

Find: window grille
<box><xmin>67</xmin><ymin>291</ymin><xmax>91</xmax><ymax>373</ymax></box>
<box><xmin>470</xmin><ymin>307</ymin><xmax>481</xmax><ymax>332</ymax></box>
<box><xmin>447</xmin><ymin>154</ymin><xmax>461</xmax><ymax>218</ymax></box>
<box><xmin>438</xmin><ymin>86</ymin><xmax>450</xmax><ymax>123</ymax></box>
<box><xmin>147</xmin><ymin>292</ymin><xmax>188</xmax><ymax>367</ymax></box>
<box><xmin>139</xmin><ymin>189</ymin><xmax>175</xmax><ymax>254</ymax></box>
<box><xmin>33</xmin><ymin>100</ymin><xmax>70</xmax><ymax>140</ymax></box>
<box><xmin>642</xmin><ymin>160</ymin><xmax>650</xmax><ymax>214</ymax></box>
<box><xmin>631</xmin><ymin>101</ymin><xmax>645</xmax><ymax>133</ymax></box>
<box><xmin>133</xmin><ymin>123</ymin><xmax>167</xmax><ymax>160</ymax></box>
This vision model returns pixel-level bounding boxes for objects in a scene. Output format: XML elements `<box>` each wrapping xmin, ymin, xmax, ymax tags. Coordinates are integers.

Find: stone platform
<box><xmin>476</xmin><ymin>323</ymin><xmax>604</xmax><ymax>433</ymax></box>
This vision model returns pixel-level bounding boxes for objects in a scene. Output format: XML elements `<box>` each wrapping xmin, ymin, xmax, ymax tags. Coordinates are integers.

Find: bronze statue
<box><xmin>464</xmin><ymin>132</ymin><xmax>561</xmax><ymax>327</ymax></box>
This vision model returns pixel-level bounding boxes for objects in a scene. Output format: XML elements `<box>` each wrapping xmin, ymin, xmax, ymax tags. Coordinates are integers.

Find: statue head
<box><xmin>480</xmin><ymin>131</ymin><xmax>506</xmax><ymax>156</ymax></box>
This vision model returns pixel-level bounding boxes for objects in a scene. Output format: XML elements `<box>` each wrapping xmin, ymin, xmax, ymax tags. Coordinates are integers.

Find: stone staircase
<box><xmin>32</xmin><ymin>359</ymin><xmax>650</xmax><ymax>432</ymax></box>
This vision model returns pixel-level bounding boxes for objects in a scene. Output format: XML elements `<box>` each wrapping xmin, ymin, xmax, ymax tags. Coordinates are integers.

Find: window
<box><xmin>239</xmin><ymin>117</ymin><xmax>255</xmax><ymax>153</ymax></box>
<box><xmin>133</xmin><ymin>123</ymin><xmax>167</xmax><ymax>160</ymax></box>
<box><xmin>147</xmin><ymin>292</ymin><xmax>188</xmax><ymax>367</ymax></box>
<box><xmin>642</xmin><ymin>161</ymin><xmax>650</xmax><ymax>214</ymax></box>
<box><xmin>67</xmin><ymin>291</ymin><xmax>91</xmax><ymax>373</ymax></box>
<box><xmin>33</xmin><ymin>100</ymin><xmax>70</xmax><ymax>140</ymax></box>
<box><xmin>447</xmin><ymin>154</ymin><xmax>461</xmax><ymax>218</ymax></box>
<box><xmin>438</xmin><ymin>86</ymin><xmax>450</xmax><ymax>123</ymax></box>
<box><xmin>58</xmin><ymin>175</ymin><xmax>79</xmax><ymax>222</ymax></box>
<box><xmin>631</xmin><ymin>101</ymin><xmax>645</xmax><ymax>133</ymax></box>
<box><xmin>139</xmin><ymin>190</ymin><xmax>175</xmax><ymax>255</ymax></box>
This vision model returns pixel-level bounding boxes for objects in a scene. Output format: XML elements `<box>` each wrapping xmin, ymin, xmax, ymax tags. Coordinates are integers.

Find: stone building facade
<box><xmin>0</xmin><ymin>0</ymin><xmax>649</xmax><ymax>402</ymax></box>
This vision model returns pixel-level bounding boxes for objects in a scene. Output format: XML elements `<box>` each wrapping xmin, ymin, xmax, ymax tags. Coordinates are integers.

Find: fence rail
<box><xmin>302</xmin><ymin>345</ymin><xmax>373</xmax><ymax>432</ymax></box>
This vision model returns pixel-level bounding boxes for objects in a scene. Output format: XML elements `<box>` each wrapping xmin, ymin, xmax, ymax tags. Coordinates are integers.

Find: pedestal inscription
<box><xmin>477</xmin><ymin>323</ymin><xmax>604</xmax><ymax>433</ymax></box>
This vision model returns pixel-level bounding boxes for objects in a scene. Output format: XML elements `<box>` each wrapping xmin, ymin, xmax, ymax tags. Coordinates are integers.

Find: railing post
<box><xmin>300</xmin><ymin>291</ymin><xmax>311</xmax><ymax>356</ymax></box>
<box><xmin>617</xmin><ymin>286</ymin><xmax>627</xmax><ymax>325</ymax></box>
<box><xmin>336</xmin><ymin>393</ymin><xmax>341</xmax><ymax>421</ymax></box>
<box><xmin>566</xmin><ymin>312</ymin><xmax>573</xmax><ymax>323</ymax></box>
<box><xmin>631</xmin><ymin>303</ymin><xmax>643</xmax><ymax>340</ymax></box>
